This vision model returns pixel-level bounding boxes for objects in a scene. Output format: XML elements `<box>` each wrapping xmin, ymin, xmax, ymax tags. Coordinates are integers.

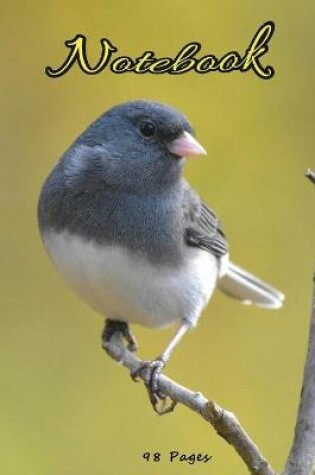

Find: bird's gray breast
<box><xmin>38</xmin><ymin>164</ymin><xmax>185</xmax><ymax>266</ymax></box>
<box><xmin>90</xmin><ymin>190</ymin><xmax>184</xmax><ymax>265</ymax></box>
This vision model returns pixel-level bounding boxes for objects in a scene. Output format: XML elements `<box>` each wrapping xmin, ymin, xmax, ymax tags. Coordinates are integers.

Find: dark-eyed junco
<box><xmin>38</xmin><ymin>100</ymin><xmax>284</xmax><ymax>413</ymax></box>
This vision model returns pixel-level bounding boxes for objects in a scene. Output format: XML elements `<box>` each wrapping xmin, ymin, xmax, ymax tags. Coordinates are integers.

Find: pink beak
<box><xmin>168</xmin><ymin>131</ymin><xmax>207</xmax><ymax>158</ymax></box>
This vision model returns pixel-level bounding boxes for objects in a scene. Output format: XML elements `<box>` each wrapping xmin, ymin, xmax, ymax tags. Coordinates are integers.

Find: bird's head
<box><xmin>63</xmin><ymin>100</ymin><xmax>206</xmax><ymax>193</ymax></box>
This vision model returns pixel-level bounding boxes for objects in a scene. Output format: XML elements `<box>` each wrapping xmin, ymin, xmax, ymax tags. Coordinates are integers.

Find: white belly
<box><xmin>42</xmin><ymin>231</ymin><xmax>220</xmax><ymax>328</ymax></box>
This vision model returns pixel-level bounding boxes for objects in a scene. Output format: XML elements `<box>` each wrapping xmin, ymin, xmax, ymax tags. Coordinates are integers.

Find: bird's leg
<box><xmin>131</xmin><ymin>320</ymin><xmax>191</xmax><ymax>414</ymax></box>
<box><xmin>102</xmin><ymin>318</ymin><xmax>138</xmax><ymax>352</ymax></box>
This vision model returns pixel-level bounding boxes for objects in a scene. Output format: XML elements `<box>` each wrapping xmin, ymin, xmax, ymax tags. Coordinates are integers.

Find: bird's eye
<box><xmin>139</xmin><ymin>120</ymin><xmax>157</xmax><ymax>138</ymax></box>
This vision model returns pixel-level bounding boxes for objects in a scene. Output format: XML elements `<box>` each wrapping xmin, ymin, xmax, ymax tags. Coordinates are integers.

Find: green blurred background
<box><xmin>1</xmin><ymin>1</ymin><xmax>314</xmax><ymax>474</ymax></box>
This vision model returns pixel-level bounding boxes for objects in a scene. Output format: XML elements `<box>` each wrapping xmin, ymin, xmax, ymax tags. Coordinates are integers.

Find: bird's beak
<box><xmin>168</xmin><ymin>131</ymin><xmax>207</xmax><ymax>158</ymax></box>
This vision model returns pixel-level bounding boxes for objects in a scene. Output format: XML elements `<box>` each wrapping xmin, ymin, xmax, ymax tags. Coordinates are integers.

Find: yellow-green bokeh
<box><xmin>1</xmin><ymin>1</ymin><xmax>314</xmax><ymax>474</ymax></box>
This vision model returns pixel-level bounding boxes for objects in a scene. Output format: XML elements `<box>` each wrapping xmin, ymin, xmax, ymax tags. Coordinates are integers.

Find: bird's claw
<box><xmin>130</xmin><ymin>357</ymin><xmax>177</xmax><ymax>415</ymax></box>
<box><xmin>102</xmin><ymin>319</ymin><xmax>138</xmax><ymax>352</ymax></box>
<box><xmin>146</xmin><ymin>387</ymin><xmax>177</xmax><ymax>415</ymax></box>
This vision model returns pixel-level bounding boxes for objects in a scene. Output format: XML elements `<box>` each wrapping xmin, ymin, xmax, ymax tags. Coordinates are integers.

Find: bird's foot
<box><xmin>131</xmin><ymin>357</ymin><xmax>177</xmax><ymax>415</ymax></box>
<box><xmin>102</xmin><ymin>319</ymin><xmax>138</xmax><ymax>352</ymax></box>
<box><xmin>131</xmin><ymin>357</ymin><xmax>165</xmax><ymax>391</ymax></box>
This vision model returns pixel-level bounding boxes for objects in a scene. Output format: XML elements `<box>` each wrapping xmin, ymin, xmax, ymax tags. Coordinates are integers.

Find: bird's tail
<box><xmin>218</xmin><ymin>262</ymin><xmax>285</xmax><ymax>309</ymax></box>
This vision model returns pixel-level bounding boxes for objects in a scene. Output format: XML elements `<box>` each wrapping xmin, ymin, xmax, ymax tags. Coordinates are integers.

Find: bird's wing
<box><xmin>182</xmin><ymin>181</ymin><xmax>228</xmax><ymax>258</ymax></box>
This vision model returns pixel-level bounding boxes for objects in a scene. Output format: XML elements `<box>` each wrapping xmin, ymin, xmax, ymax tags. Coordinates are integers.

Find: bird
<box><xmin>38</xmin><ymin>100</ymin><xmax>284</xmax><ymax>414</ymax></box>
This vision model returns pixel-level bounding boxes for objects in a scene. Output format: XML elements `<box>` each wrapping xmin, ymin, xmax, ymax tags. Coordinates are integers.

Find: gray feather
<box><xmin>182</xmin><ymin>181</ymin><xmax>228</xmax><ymax>258</ymax></box>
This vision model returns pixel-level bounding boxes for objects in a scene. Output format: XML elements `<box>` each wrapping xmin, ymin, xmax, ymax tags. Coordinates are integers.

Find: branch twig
<box><xmin>103</xmin><ymin>334</ymin><xmax>277</xmax><ymax>475</ymax></box>
<box><xmin>282</xmin><ymin>273</ymin><xmax>315</xmax><ymax>475</ymax></box>
<box><xmin>282</xmin><ymin>171</ymin><xmax>315</xmax><ymax>475</ymax></box>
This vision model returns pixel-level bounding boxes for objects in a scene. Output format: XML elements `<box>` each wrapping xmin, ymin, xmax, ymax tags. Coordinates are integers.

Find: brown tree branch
<box><xmin>282</xmin><ymin>172</ymin><xmax>315</xmax><ymax>475</ymax></box>
<box><xmin>282</xmin><ymin>274</ymin><xmax>315</xmax><ymax>475</ymax></box>
<box><xmin>103</xmin><ymin>334</ymin><xmax>277</xmax><ymax>475</ymax></box>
